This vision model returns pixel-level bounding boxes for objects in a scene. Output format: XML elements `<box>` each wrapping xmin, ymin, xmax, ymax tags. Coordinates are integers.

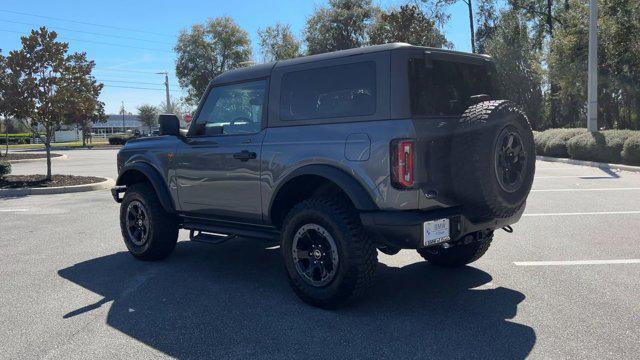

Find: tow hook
<box><xmin>502</xmin><ymin>225</ymin><xmax>514</xmax><ymax>233</ymax></box>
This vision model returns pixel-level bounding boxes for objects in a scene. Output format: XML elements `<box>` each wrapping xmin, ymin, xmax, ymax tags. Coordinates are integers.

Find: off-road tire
<box><xmin>417</xmin><ymin>233</ymin><xmax>493</xmax><ymax>267</ymax></box>
<box><xmin>451</xmin><ymin>100</ymin><xmax>536</xmax><ymax>220</ymax></box>
<box><xmin>119</xmin><ymin>183</ymin><xmax>178</xmax><ymax>261</ymax></box>
<box><xmin>281</xmin><ymin>197</ymin><xmax>377</xmax><ymax>309</ymax></box>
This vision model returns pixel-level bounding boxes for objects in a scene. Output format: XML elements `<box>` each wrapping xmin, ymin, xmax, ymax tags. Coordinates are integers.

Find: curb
<box><xmin>537</xmin><ymin>156</ymin><xmax>640</xmax><ymax>173</ymax></box>
<box><xmin>0</xmin><ymin>177</ymin><xmax>115</xmax><ymax>197</ymax></box>
<box><xmin>6</xmin><ymin>154</ymin><xmax>68</xmax><ymax>163</ymax></box>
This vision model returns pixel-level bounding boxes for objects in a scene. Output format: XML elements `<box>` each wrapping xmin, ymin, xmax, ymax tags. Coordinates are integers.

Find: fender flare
<box><xmin>270</xmin><ymin>164</ymin><xmax>378</xmax><ymax>216</ymax></box>
<box><xmin>116</xmin><ymin>162</ymin><xmax>175</xmax><ymax>214</ymax></box>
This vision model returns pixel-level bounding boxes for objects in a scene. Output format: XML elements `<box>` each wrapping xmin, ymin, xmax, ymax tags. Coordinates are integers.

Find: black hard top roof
<box><xmin>212</xmin><ymin>43</ymin><xmax>492</xmax><ymax>85</ymax></box>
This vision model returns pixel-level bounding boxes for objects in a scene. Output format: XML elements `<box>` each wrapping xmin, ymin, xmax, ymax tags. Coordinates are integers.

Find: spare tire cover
<box><xmin>450</xmin><ymin>100</ymin><xmax>536</xmax><ymax>220</ymax></box>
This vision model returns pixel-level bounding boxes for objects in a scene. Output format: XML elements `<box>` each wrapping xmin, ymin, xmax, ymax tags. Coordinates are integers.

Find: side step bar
<box><xmin>189</xmin><ymin>230</ymin><xmax>235</xmax><ymax>245</ymax></box>
<box><xmin>181</xmin><ymin>217</ymin><xmax>280</xmax><ymax>242</ymax></box>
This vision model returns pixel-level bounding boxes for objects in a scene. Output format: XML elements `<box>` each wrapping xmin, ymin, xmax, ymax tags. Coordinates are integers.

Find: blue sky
<box><xmin>0</xmin><ymin>0</ymin><xmax>474</xmax><ymax>114</ymax></box>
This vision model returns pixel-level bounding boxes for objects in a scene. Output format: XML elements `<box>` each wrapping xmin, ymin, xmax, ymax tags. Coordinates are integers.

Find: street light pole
<box><xmin>157</xmin><ymin>72</ymin><xmax>171</xmax><ymax>113</ymax></box>
<box><xmin>587</xmin><ymin>0</ymin><xmax>598</xmax><ymax>132</ymax></box>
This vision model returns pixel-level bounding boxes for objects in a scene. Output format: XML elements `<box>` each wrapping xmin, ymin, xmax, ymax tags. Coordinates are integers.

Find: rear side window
<box><xmin>409</xmin><ymin>58</ymin><xmax>494</xmax><ymax>117</ymax></box>
<box><xmin>280</xmin><ymin>61</ymin><xmax>376</xmax><ymax>121</ymax></box>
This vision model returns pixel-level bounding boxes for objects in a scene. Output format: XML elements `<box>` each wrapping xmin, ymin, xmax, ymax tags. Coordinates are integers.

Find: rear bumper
<box><xmin>360</xmin><ymin>206</ymin><xmax>524</xmax><ymax>249</ymax></box>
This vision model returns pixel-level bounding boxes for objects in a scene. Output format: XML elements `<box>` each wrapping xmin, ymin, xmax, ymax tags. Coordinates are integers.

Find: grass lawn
<box><xmin>5</xmin><ymin>139</ymin><xmax>112</xmax><ymax>150</ymax></box>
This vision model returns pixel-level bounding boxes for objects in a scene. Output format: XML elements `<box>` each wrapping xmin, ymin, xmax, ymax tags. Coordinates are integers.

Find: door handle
<box><xmin>233</xmin><ymin>150</ymin><xmax>257</xmax><ymax>161</ymax></box>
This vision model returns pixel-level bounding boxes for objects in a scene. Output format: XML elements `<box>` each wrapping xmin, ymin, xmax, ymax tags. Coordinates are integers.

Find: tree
<box><xmin>423</xmin><ymin>0</ymin><xmax>477</xmax><ymax>53</ymax></box>
<box><xmin>368</xmin><ymin>4</ymin><xmax>451</xmax><ymax>48</ymax></box>
<box><xmin>0</xmin><ymin>51</ymin><xmax>8</xmax><ymax>156</ymax></box>
<box><xmin>481</xmin><ymin>9</ymin><xmax>544</xmax><ymax>129</ymax></box>
<box><xmin>258</xmin><ymin>23</ymin><xmax>302</xmax><ymax>62</ymax></box>
<box><xmin>474</xmin><ymin>0</ymin><xmax>500</xmax><ymax>54</ymax></box>
<box><xmin>0</xmin><ymin>51</ymin><xmax>29</xmax><ymax>156</ymax></box>
<box><xmin>158</xmin><ymin>96</ymin><xmax>191</xmax><ymax>127</ymax></box>
<box><xmin>60</xmin><ymin>52</ymin><xmax>105</xmax><ymax>146</ymax></box>
<box><xmin>174</xmin><ymin>17</ymin><xmax>252</xmax><ymax>105</ymax></box>
<box><xmin>304</xmin><ymin>0</ymin><xmax>376</xmax><ymax>55</ymax></box>
<box><xmin>506</xmin><ymin>0</ymin><xmax>567</xmax><ymax>127</ymax></box>
<box><xmin>598</xmin><ymin>0</ymin><xmax>640</xmax><ymax>130</ymax></box>
<box><xmin>137</xmin><ymin>105</ymin><xmax>158</xmax><ymax>133</ymax></box>
<box><xmin>4</xmin><ymin>27</ymin><xmax>87</xmax><ymax>180</ymax></box>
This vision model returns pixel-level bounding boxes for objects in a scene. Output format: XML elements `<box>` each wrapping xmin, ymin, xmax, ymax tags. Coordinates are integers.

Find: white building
<box><xmin>91</xmin><ymin>115</ymin><xmax>152</xmax><ymax>136</ymax></box>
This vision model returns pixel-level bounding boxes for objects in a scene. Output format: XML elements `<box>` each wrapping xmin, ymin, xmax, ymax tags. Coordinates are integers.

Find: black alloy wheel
<box><xmin>125</xmin><ymin>200</ymin><xmax>150</xmax><ymax>246</ymax></box>
<box><xmin>494</xmin><ymin>126</ymin><xmax>528</xmax><ymax>193</ymax></box>
<box><xmin>292</xmin><ymin>223</ymin><xmax>340</xmax><ymax>287</ymax></box>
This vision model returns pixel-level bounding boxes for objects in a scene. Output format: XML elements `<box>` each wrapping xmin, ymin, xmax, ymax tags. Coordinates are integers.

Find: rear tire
<box><xmin>417</xmin><ymin>233</ymin><xmax>493</xmax><ymax>268</ymax></box>
<box><xmin>281</xmin><ymin>197</ymin><xmax>377</xmax><ymax>309</ymax></box>
<box><xmin>119</xmin><ymin>183</ymin><xmax>178</xmax><ymax>261</ymax></box>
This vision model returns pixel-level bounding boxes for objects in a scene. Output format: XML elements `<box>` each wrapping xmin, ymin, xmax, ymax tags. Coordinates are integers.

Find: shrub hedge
<box><xmin>566</xmin><ymin>130</ymin><xmax>635</xmax><ymax>163</ymax></box>
<box><xmin>535</xmin><ymin>128</ymin><xmax>587</xmax><ymax>158</ymax></box>
<box><xmin>0</xmin><ymin>137</ymin><xmax>33</xmax><ymax>145</ymax></box>
<box><xmin>533</xmin><ymin>128</ymin><xmax>640</xmax><ymax>165</ymax></box>
<box><xmin>621</xmin><ymin>134</ymin><xmax>640</xmax><ymax>165</ymax></box>
<box><xmin>108</xmin><ymin>136</ymin><xmax>128</xmax><ymax>145</ymax></box>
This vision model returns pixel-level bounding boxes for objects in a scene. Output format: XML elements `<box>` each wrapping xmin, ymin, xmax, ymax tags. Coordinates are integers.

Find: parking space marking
<box><xmin>523</xmin><ymin>211</ymin><xmax>640</xmax><ymax>216</ymax></box>
<box><xmin>0</xmin><ymin>209</ymin><xmax>29</xmax><ymax>212</ymax></box>
<box><xmin>514</xmin><ymin>259</ymin><xmax>640</xmax><ymax>266</ymax></box>
<box><xmin>535</xmin><ymin>175</ymin><xmax>618</xmax><ymax>179</ymax></box>
<box><xmin>531</xmin><ymin>187</ymin><xmax>640</xmax><ymax>192</ymax></box>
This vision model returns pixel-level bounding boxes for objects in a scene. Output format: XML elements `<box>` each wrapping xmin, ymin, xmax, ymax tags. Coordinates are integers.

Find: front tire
<box><xmin>281</xmin><ymin>197</ymin><xmax>377</xmax><ymax>309</ymax></box>
<box><xmin>417</xmin><ymin>233</ymin><xmax>493</xmax><ymax>268</ymax></box>
<box><xmin>119</xmin><ymin>183</ymin><xmax>178</xmax><ymax>261</ymax></box>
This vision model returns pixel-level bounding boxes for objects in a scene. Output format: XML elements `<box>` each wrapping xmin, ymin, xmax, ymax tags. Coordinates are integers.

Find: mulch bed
<box><xmin>1</xmin><ymin>153</ymin><xmax>62</xmax><ymax>161</ymax></box>
<box><xmin>0</xmin><ymin>175</ymin><xmax>104</xmax><ymax>189</ymax></box>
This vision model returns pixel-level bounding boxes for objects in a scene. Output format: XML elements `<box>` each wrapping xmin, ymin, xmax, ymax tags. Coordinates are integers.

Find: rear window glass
<box><xmin>409</xmin><ymin>58</ymin><xmax>494</xmax><ymax>116</ymax></box>
<box><xmin>280</xmin><ymin>61</ymin><xmax>376</xmax><ymax>121</ymax></box>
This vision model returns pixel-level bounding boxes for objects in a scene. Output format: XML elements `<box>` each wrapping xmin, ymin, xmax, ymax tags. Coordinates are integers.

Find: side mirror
<box><xmin>158</xmin><ymin>114</ymin><xmax>180</xmax><ymax>136</ymax></box>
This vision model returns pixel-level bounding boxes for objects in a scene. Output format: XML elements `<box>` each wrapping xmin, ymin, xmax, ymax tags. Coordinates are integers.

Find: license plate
<box><xmin>423</xmin><ymin>218</ymin><xmax>450</xmax><ymax>247</ymax></box>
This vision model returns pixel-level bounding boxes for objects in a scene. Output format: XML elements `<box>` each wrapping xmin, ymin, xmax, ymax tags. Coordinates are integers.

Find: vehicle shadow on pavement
<box><xmin>58</xmin><ymin>239</ymin><xmax>536</xmax><ymax>359</ymax></box>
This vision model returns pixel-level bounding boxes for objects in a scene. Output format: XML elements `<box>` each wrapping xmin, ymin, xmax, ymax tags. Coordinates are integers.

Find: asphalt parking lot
<box><xmin>1</xmin><ymin>149</ymin><xmax>640</xmax><ymax>359</ymax></box>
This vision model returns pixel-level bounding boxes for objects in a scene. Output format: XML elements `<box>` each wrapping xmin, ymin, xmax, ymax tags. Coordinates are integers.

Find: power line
<box><xmin>0</xmin><ymin>18</ymin><xmax>174</xmax><ymax>45</ymax></box>
<box><xmin>102</xmin><ymin>84</ymin><xmax>182</xmax><ymax>92</ymax></box>
<box><xmin>0</xmin><ymin>9</ymin><xmax>172</xmax><ymax>37</ymax></box>
<box><xmin>93</xmin><ymin>68</ymin><xmax>164</xmax><ymax>74</ymax></box>
<box><xmin>97</xmin><ymin>79</ymin><xmax>166</xmax><ymax>86</ymax></box>
<box><xmin>0</xmin><ymin>29</ymin><xmax>172</xmax><ymax>53</ymax></box>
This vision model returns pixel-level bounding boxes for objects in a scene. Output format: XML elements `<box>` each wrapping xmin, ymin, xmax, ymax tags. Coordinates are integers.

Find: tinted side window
<box><xmin>191</xmin><ymin>80</ymin><xmax>267</xmax><ymax>136</ymax></box>
<box><xmin>280</xmin><ymin>61</ymin><xmax>376</xmax><ymax>121</ymax></box>
<box><xmin>409</xmin><ymin>58</ymin><xmax>494</xmax><ymax>116</ymax></box>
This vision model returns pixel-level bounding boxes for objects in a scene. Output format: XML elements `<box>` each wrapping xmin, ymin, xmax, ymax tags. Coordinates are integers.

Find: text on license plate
<box><xmin>423</xmin><ymin>218</ymin><xmax>450</xmax><ymax>247</ymax></box>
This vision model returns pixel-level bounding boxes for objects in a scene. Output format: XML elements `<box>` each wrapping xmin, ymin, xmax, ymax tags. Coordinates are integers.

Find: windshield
<box><xmin>409</xmin><ymin>58</ymin><xmax>494</xmax><ymax>117</ymax></box>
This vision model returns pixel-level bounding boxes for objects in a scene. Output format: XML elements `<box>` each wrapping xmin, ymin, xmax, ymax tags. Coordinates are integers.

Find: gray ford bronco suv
<box><xmin>112</xmin><ymin>43</ymin><xmax>535</xmax><ymax>308</ymax></box>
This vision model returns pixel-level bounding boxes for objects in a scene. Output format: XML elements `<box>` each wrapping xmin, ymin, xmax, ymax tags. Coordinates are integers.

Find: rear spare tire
<box><xmin>451</xmin><ymin>100</ymin><xmax>535</xmax><ymax>220</ymax></box>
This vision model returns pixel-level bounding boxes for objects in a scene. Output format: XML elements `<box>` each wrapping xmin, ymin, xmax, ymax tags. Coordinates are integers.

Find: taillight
<box><xmin>391</xmin><ymin>139</ymin><xmax>415</xmax><ymax>189</ymax></box>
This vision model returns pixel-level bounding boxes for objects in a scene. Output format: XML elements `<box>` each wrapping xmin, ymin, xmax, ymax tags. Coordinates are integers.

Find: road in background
<box><xmin>1</xmin><ymin>149</ymin><xmax>639</xmax><ymax>359</ymax></box>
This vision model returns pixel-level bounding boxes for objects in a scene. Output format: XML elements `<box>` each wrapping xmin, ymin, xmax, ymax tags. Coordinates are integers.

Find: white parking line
<box><xmin>514</xmin><ymin>259</ymin><xmax>640</xmax><ymax>266</ymax></box>
<box><xmin>523</xmin><ymin>211</ymin><xmax>640</xmax><ymax>216</ymax></box>
<box><xmin>531</xmin><ymin>187</ymin><xmax>640</xmax><ymax>192</ymax></box>
<box><xmin>0</xmin><ymin>209</ymin><xmax>29</xmax><ymax>212</ymax></box>
<box><xmin>535</xmin><ymin>175</ymin><xmax>617</xmax><ymax>179</ymax></box>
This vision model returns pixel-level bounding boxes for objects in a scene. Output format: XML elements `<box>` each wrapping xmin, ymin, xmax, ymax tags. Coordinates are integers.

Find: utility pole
<box><xmin>157</xmin><ymin>72</ymin><xmax>171</xmax><ymax>113</ymax></box>
<box><xmin>465</xmin><ymin>0</ymin><xmax>476</xmax><ymax>53</ymax></box>
<box><xmin>587</xmin><ymin>0</ymin><xmax>598</xmax><ymax>132</ymax></box>
<box><xmin>120</xmin><ymin>101</ymin><xmax>126</xmax><ymax>134</ymax></box>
